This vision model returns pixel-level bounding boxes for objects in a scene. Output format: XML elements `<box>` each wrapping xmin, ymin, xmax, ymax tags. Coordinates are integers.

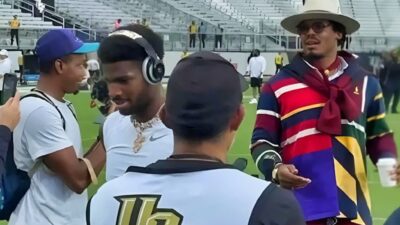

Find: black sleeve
<box><xmin>0</xmin><ymin>125</ymin><xmax>12</xmax><ymax>176</ymax></box>
<box><xmin>248</xmin><ymin>184</ymin><xmax>306</xmax><ymax>225</ymax></box>
<box><xmin>251</xmin><ymin>143</ymin><xmax>282</xmax><ymax>180</ymax></box>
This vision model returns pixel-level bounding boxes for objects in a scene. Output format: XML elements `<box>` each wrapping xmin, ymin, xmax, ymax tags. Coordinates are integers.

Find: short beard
<box><xmin>122</xmin><ymin>99</ymin><xmax>151</xmax><ymax>118</ymax></box>
<box><xmin>303</xmin><ymin>52</ymin><xmax>324</xmax><ymax>61</ymax></box>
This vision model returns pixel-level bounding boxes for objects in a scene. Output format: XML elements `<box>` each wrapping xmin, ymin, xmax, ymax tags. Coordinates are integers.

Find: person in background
<box><xmin>274</xmin><ymin>52</ymin><xmax>284</xmax><ymax>74</ymax></box>
<box><xmin>9</xmin><ymin>15</ymin><xmax>20</xmax><ymax>48</ymax></box>
<box><xmin>215</xmin><ymin>24</ymin><xmax>223</xmax><ymax>49</ymax></box>
<box><xmin>247</xmin><ymin>50</ymin><xmax>256</xmax><ymax>64</ymax></box>
<box><xmin>188</xmin><ymin>21</ymin><xmax>197</xmax><ymax>48</ymax></box>
<box><xmin>18</xmin><ymin>52</ymin><xmax>24</xmax><ymax>84</ymax></box>
<box><xmin>198</xmin><ymin>21</ymin><xmax>206</xmax><ymax>49</ymax></box>
<box><xmin>87</xmin><ymin>58</ymin><xmax>100</xmax><ymax>88</ymax></box>
<box><xmin>382</xmin><ymin>52</ymin><xmax>400</xmax><ymax>113</ymax></box>
<box><xmin>246</xmin><ymin>49</ymin><xmax>266</xmax><ymax>104</ymax></box>
<box><xmin>114</xmin><ymin>19</ymin><xmax>122</xmax><ymax>30</ymax></box>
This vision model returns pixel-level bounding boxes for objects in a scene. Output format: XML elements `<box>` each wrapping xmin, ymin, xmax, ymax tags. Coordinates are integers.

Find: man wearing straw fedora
<box><xmin>250</xmin><ymin>0</ymin><xmax>398</xmax><ymax>225</ymax></box>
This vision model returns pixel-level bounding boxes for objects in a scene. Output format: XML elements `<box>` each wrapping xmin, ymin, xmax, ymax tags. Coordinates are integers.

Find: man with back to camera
<box><xmin>97</xmin><ymin>24</ymin><xmax>173</xmax><ymax>181</ymax></box>
<box><xmin>10</xmin><ymin>29</ymin><xmax>105</xmax><ymax>225</ymax></box>
<box><xmin>87</xmin><ymin>51</ymin><xmax>305</xmax><ymax>225</ymax></box>
<box><xmin>250</xmin><ymin>0</ymin><xmax>398</xmax><ymax>224</ymax></box>
<box><xmin>247</xmin><ymin>49</ymin><xmax>266</xmax><ymax>104</ymax></box>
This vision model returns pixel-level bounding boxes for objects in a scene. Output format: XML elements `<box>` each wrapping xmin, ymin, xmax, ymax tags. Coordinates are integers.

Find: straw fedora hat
<box><xmin>281</xmin><ymin>0</ymin><xmax>360</xmax><ymax>34</ymax></box>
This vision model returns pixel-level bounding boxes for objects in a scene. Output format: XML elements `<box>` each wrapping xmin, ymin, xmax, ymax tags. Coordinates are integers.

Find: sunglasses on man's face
<box><xmin>297</xmin><ymin>21</ymin><xmax>331</xmax><ymax>35</ymax></box>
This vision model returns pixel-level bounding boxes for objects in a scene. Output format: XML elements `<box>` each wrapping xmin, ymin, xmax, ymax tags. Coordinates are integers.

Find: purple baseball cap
<box><xmin>35</xmin><ymin>29</ymin><xmax>99</xmax><ymax>62</ymax></box>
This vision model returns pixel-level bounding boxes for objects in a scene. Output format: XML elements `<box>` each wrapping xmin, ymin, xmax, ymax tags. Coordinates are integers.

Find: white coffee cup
<box><xmin>376</xmin><ymin>158</ymin><xmax>397</xmax><ymax>187</ymax></box>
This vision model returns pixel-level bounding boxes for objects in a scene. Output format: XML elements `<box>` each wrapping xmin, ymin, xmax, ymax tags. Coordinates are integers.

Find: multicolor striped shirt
<box><xmin>251</xmin><ymin>53</ymin><xmax>397</xmax><ymax>225</ymax></box>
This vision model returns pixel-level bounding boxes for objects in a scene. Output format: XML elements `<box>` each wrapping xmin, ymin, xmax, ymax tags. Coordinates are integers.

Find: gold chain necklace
<box><xmin>130</xmin><ymin>104</ymin><xmax>164</xmax><ymax>153</ymax></box>
<box><xmin>131</xmin><ymin>116</ymin><xmax>160</xmax><ymax>153</ymax></box>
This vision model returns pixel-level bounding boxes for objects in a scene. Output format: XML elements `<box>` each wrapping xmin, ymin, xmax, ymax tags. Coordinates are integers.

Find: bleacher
<box><xmin>55</xmin><ymin>0</ymin><xmax>192</xmax><ymax>33</ymax></box>
<box><xmin>100</xmin><ymin>0</ymin><xmax>187</xmax><ymax>32</ymax></box>
<box><xmin>339</xmin><ymin>0</ymin><xmax>400</xmax><ymax>37</ymax></box>
<box><xmin>54</xmin><ymin>0</ymin><xmax>255</xmax><ymax>34</ymax></box>
<box><xmin>0</xmin><ymin>2</ymin><xmax>62</xmax><ymax>49</ymax></box>
<box><xmin>0</xmin><ymin>0</ymin><xmax>397</xmax><ymax>52</ymax></box>
<box><xmin>55</xmin><ymin>0</ymin><xmax>137</xmax><ymax>32</ymax></box>
<box><xmin>374</xmin><ymin>0</ymin><xmax>400</xmax><ymax>37</ymax></box>
<box><xmin>224</xmin><ymin>0</ymin><xmax>300</xmax><ymax>33</ymax></box>
<box><xmin>161</xmin><ymin>0</ymin><xmax>254</xmax><ymax>33</ymax></box>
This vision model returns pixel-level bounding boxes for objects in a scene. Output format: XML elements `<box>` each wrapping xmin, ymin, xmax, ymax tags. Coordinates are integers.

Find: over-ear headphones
<box><xmin>108</xmin><ymin>30</ymin><xmax>165</xmax><ymax>85</ymax></box>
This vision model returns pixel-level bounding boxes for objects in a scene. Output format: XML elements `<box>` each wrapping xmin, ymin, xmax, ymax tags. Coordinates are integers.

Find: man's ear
<box><xmin>54</xmin><ymin>59</ymin><xmax>63</xmax><ymax>74</ymax></box>
<box><xmin>336</xmin><ymin>31</ymin><xmax>343</xmax><ymax>42</ymax></box>
<box><xmin>230</xmin><ymin>105</ymin><xmax>245</xmax><ymax>131</ymax></box>
<box><xmin>159</xmin><ymin>105</ymin><xmax>171</xmax><ymax>129</ymax></box>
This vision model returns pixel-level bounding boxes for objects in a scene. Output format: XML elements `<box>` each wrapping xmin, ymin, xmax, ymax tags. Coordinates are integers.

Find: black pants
<box><xmin>10</xmin><ymin>29</ymin><xmax>19</xmax><ymax>47</ymax></box>
<box><xmin>199</xmin><ymin>34</ymin><xmax>206</xmax><ymax>48</ymax></box>
<box><xmin>384</xmin><ymin>87</ymin><xmax>400</xmax><ymax>112</ymax></box>
<box><xmin>275</xmin><ymin>64</ymin><xmax>283</xmax><ymax>74</ymax></box>
<box><xmin>215</xmin><ymin>35</ymin><xmax>222</xmax><ymax>48</ymax></box>
<box><xmin>19</xmin><ymin>65</ymin><xmax>24</xmax><ymax>84</ymax></box>
<box><xmin>88</xmin><ymin>70</ymin><xmax>100</xmax><ymax>86</ymax></box>
<box><xmin>189</xmin><ymin>34</ymin><xmax>196</xmax><ymax>48</ymax></box>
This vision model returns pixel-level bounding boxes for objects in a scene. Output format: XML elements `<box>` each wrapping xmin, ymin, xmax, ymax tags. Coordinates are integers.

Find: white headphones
<box><xmin>109</xmin><ymin>30</ymin><xmax>165</xmax><ymax>85</ymax></box>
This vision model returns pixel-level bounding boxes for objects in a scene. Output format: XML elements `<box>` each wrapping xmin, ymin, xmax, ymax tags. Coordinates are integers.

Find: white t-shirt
<box><xmin>247</xmin><ymin>56</ymin><xmax>266</xmax><ymax>78</ymax></box>
<box><xmin>10</xmin><ymin>94</ymin><xmax>87</xmax><ymax>225</ymax></box>
<box><xmin>103</xmin><ymin>111</ymin><xmax>174</xmax><ymax>181</ymax></box>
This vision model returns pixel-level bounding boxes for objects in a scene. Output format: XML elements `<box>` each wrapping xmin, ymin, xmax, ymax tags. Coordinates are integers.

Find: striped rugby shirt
<box><xmin>251</xmin><ymin>52</ymin><xmax>397</xmax><ymax>225</ymax></box>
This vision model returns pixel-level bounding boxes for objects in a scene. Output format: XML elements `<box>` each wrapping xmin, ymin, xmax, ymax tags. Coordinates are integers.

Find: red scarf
<box><xmin>284</xmin><ymin>52</ymin><xmax>362</xmax><ymax>135</ymax></box>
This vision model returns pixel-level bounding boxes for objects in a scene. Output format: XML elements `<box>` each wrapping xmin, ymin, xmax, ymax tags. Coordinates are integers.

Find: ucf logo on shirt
<box><xmin>115</xmin><ymin>195</ymin><xmax>183</xmax><ymax>225</ymax></box>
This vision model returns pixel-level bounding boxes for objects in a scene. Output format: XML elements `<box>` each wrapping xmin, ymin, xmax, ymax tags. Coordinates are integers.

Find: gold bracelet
<box><xmin>80</xmin><ymin>157</ymin><xmax>98</xmax><ymax>185</ymax></box>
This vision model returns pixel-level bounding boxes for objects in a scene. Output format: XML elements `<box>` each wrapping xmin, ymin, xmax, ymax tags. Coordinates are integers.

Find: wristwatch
<box><xmin>272</xmin><ymin>163</ymin><xmax>282</xmax><ymax>183</ymax></box>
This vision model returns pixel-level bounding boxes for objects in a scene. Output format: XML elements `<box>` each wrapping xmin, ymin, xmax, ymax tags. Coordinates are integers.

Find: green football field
<box><xmin>2</xmin><ymin>91</ymin><xmax>399</xmax><ymax>224</ymax></box>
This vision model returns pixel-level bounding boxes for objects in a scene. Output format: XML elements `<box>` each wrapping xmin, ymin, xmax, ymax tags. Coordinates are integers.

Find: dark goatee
<box><xmin>303</xmin><ymin>53</ymin><xmax>324</xmax><ymax>62</ymax></box>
